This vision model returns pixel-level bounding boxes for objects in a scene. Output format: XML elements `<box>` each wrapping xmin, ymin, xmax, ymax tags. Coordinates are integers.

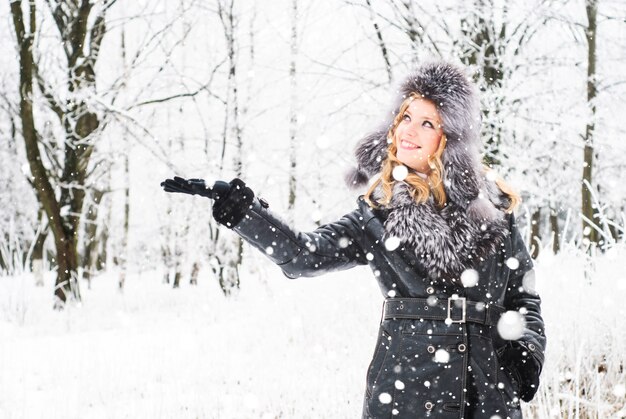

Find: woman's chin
<box><xmin>396</xmin><ymin>158</ymin><xmax>425</xmax><ymax>173</ymax></box>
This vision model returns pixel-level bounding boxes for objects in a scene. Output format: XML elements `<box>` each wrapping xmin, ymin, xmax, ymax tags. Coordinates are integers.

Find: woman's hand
<box><xmin>160</xmin><ymin>176</ymin><xmax>255</xmax><ymax>228</ymax></box>
<box><xmin>160</xmin><ymin>176</ymin><xmax>230</xmax><ymax>200</ymax></box>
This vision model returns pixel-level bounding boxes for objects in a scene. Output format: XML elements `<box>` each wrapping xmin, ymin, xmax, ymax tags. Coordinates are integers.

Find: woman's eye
<box><xmin>402</xmin><ymin>114</ymin><xmax>411</xmax><ymax>121</ymax></box>
<box><xmin>422</xmin><ymin>120</ymin><xmax>434</xmax><ymax>128</ymax></box>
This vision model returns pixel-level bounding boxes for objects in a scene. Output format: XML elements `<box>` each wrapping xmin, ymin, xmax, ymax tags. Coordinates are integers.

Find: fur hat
<box><xmin>345</xmin><ymin>61</ymin><xmax>503</xmax><ymax>223</ymax></box>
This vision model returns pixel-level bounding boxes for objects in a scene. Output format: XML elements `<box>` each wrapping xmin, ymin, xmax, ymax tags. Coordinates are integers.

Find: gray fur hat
<box><xmin>345</xmin><ymin>61</ymin><xmax>504</xmax><ymax>222</ymax></box>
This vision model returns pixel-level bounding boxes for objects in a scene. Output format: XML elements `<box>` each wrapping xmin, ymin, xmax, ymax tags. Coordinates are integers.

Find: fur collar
<box><xmin>370</xmin><ymin>174</ymin><xmax>511</xmax><ymax>284</ymax></box>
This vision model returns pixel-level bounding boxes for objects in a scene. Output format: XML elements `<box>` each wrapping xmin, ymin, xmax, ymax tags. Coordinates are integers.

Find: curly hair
<box><xmin>363</xmin><ymin>93</ymin><xmax>520</xmax><ymax>214</ymax></box>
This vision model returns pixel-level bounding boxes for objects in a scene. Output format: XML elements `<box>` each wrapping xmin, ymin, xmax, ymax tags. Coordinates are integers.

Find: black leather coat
<box><xmin>232</xmin><ymin>194</ymin><xmax>546</xmax><ymax>419</ymax></box>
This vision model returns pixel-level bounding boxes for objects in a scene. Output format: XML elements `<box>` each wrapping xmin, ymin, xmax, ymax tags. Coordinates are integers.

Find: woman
<box><xmin>161</xmin><ymin>61</ymin><xmax>546</xmax><ymax>419</ymax></box>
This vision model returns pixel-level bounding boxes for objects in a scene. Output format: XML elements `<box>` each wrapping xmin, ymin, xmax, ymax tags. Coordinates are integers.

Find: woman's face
<box><xmin>393</xmin><ymin>97</ymin><xmax>443</xmax><ymax>174</ymax></box>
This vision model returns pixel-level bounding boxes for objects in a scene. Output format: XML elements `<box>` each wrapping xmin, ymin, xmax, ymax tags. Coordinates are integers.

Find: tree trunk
<box><xmin>119</xmin><ymin>149</ymin><xmax>130</xmax><ymax>291</ymax></box>
<box><xmin>365</xmin><ymin>0</ymin><xmax>392</xmax><ymax>83</ymax></box>
<box><xmin>118</xmin><ymin>24</ymin><xmax>129</xmax><ymax>292</ymax></box>
<box><xmin>190</xmin><ymin>261</ymin><xmax>200</xmax><ymax>285</ymax></box>
<box><xmin>31</xmin><ymin>209</ymin><xmax>48</xmax><ymax>287</ymax></box>
<box><xmin>216</xmin><ymin>0</ymin><xmax>244</xmax><ymax>295</ymax></box>
<box><xmin>82</xmin><ymin>189</ymin><xmax>105</xmax><ymax>286</ymax></box>
<box><xmin>530</xmin><ymin>208</ymin><xmax>541</xmax><ymax>259</ymax></box>
<box><xmin>581</xmin><ymin>0</ymin><xmax>600</xmax><ymax>250</ymax></box>
<box><xmin>10</xmin><ymin>0</ymin><xmax>112</xmax><ymax>308</ymax></box>
<box><xmin>460</xmin><ymin>0</ymin><xmax>505</xmax><ymax>168</ymax></box>
<box><xmin>550</xmin><ymin>207</ymin><xmax>560</xmax><ymax>254</ymax></box>
<box><xmin>287</xmin><ymin>0</ymin><xmax>298</xmax><ymax>224</ymax></box>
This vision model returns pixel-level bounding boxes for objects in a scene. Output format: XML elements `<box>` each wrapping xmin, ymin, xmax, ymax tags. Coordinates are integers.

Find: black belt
<box><xmin>383</xmin><ymin>297</ymin><xmax>505</xmax><ymax>326</ymax></box>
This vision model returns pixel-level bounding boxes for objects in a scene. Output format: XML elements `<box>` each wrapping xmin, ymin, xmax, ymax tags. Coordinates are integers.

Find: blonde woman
<box><xmin>162</xmin><ymin>61</ymin><xmax>546</xmax><ymax>419</ymax></box>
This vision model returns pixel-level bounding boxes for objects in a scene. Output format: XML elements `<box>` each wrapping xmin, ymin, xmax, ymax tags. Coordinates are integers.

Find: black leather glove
<box><xmin>160</xmin><ymin>176</ymin><xmax>230</xmax><ymax>200</ymax></box>
<box><xmin>497</xmin><ymin>340</ymin><xmax>542</xmax><ymax>402</ymax></box>
<box><xmin>160</xmin><ymin>176</ymin><xmax>254</xmax><ymax>229</ymax></box>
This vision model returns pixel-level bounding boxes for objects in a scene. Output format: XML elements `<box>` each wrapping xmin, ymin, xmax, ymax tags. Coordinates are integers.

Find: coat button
<box><xmin>426</xmin><ymin>286</ymin><xmax>435</xmax><ymax>294</ymax></box>
<box><xmin>528</xmin><ymin>343</ymin><xmax>536</xmax><ymax>352</ymax></box>
<box><xmin>424</xmin><ymin>401</ymin><xmax>434</xmax><ymax>410</ymax></box>
<box><xmin>458</xmin><ymin>343</ymin><xmax>467</xmax><ymax>353</ymax></box>
<box><xmin>427</xmin><ymin>345</ymin><xmax>436</xmax><ymax>354</ymax></box>
<box><xmin>259</xmin><ymin>197</ymin><xmax>269</xmax><ymax>208</ymax></box>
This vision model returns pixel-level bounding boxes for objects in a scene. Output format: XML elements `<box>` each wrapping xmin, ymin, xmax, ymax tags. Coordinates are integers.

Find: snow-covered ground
<box><xmin>1</xmin><ymin>241</ymin><xmax>625</xmax><ymax>419</ymax></box>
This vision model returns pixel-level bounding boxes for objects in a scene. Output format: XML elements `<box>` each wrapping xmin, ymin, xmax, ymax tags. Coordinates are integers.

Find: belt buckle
<box><xmin>447</xmin><ymin>296</ymin><xmax>466</xmax><ymax>324</ymax></box>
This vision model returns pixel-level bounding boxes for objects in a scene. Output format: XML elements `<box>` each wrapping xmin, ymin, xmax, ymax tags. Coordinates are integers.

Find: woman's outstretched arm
<box><xmin>231</xmin><ymin>188</ymin><xmax>369</xmax><ymax>279</ymax></box>
<box><xmin>161</xmin><ymin>176</ymin><xmax>369</xmax><ymax>279</ymax></box>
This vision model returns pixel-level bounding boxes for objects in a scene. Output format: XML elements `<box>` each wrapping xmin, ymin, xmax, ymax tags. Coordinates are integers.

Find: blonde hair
<box><xmin>364</xmin><ymin>93</ymin><xmax>521</xmax><ymax>214</ymax></box>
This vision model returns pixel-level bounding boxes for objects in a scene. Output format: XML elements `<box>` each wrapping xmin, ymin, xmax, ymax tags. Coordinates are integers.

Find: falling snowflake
<box><xmin>385</xmin><ymin>236</ymin><xmax>401</xmax><ymax>251</ymax></box>
<box><xmin>243</xmin><ymin>393</ymin><xmax>259</xmax><ymax>409</ymax></box>
<box><xmin>394</xmin><ymin>380</ymin><xmax>405</xmax><ymax>390</ymax></box>
<box><xmin>461</xmin><ymin>269</ymin><xmax>479</xmax><ymax>287</ymax></box>
<box><xmin>338</xmin><ymin>237</ymin><xmax>350</xmax><ymax>248</ymax></box>
<box><xmin>310</xmin><ymin>209</ymin><xmax>322</xmax><ymax>223</ymax></box>
<box><xmin>434</xmin><ymin>349</ymin><xmax>450</xmax><ymax>363</ymax></box>
<box><xmin>366</xmin><ymin>252</ymin><xmax>374</xmax><ymax>261</ymax></box>
<box><xmin>506</xmin><ymin>257</ymin><xmax>520</xmax><ymax>270</ymax></box>
<box><xmin>486</xmin><ymin>170</ymin><xmax>498</xmax><ymax>181</ymax></box>
<box><xmin>265</xmin><ymin>246</ymin><xmax>274</xmax><ymax>255</ymax></box>
<box><xmin>424</xmin><ymin>380</ymin><xmax>431</xmax><ymax>387</ymax></box>
<box><xmin>378</xmin><ymin>392</ymin><xmax>392</xmax><ymax>404</ymax></box>
<box><xmin>497</xmin><ymin>311</ymin><xmax>526</xmax><ymax>340</ymax></box>
<box><xmin>426</xmin><ymin>295</ymin><xmax>438</xmax><ymax>306</ymax></box>
<box><xmin>522</xmin><ymin>269</ymin><xmax>537</xmax><ymax>294</ymax></box>
<box><xmin>315</xmin><ymin>135</ymin><xmax>331</xmax><ymax>149</ymax></box>
<box><xmin>387</xmin><ymin>290</ymin><xmax>397</xmax><ymax>298</ymax></box>
<box><xmin>392</xmin><ymin>165</ymin><xmax>409</xmax><ymax>181</ymax></box>
<box><xmin>392</xmin><ymin>409</ymin><xmax>400</xmax><ymax>415</ymax></box>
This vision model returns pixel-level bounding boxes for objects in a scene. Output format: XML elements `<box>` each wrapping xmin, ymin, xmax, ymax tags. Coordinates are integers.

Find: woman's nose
<box><xmin>405</xmin><ymin>122</ymin><xmax>419</xmax><ymax>136</ymax></box>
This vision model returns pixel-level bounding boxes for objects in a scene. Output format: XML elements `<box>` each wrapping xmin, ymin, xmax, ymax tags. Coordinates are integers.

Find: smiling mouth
<box><xmin>401</xmin><ymin>140</ymin><xmax>421</xmax><ymax>150</ymax></box>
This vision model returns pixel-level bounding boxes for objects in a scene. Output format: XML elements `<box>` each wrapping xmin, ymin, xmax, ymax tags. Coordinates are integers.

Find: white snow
<box><xmin>461</xmin><ymin>268</ymin><xmax>479</xmax><ymax>287</ymax></box>
<box><xmin>338</xmin><ymin>237</ymin><xmax>350</xmax><ymax>249</ymax></box>
<box><xmin>392</xmin><ymin>165</ymin><xmax>409</xmax><ymax>181</ymax></box>
<box><xmin>314</xmin><ymin>135</ymin><xmax>331</xmax><ymax>150</ymax></box>
<box><xmin>434</xmin><ymin>349</ymin><xmax>450</xmax><ymax>363</ymax></box>
<box><xmin>384</xmin><ymin>236</ymin><xmax>401</xmax><ymax>251</ymax></box>
<box><xmin>378</xmin><ymin>392</ymin><xmax>392</xmax><ymax>404</ymax></box>
<box><xmin>0</xmin><ymin>265</ymin><xmax>381</xmax><ymax>418</ymax></box>
<box><xmin>497</xmin><ymin>310</ymin><xmax>526</xmax><ymax>341</ymax></box>
<box><xmin>506</xmin><ymin>257</ymin><xmax>520</xmax><ymax>270</ymax></box>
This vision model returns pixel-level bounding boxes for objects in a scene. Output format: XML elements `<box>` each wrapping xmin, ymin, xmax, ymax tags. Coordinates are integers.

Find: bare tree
<box><xmin>213</xmin><ymin>0</ymin><xmax>246</xmax><ymax>295</ymax></box>
<box><xmin>10</xmin><ymin>0</ymin><xmax>118</xmax><ymax>307</ymax></box>
<box><xmin>287</xmin><ymin>0</ymin><xmax>299</xmax><ymax>223</ymax></box>
<box><xmin>581</xmin><ymin>0</ymin><xmax>600</xmax><ymax>249</ymax></box>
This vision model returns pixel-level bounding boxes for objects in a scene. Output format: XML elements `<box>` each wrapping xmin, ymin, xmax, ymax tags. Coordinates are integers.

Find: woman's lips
<box><xmin>400</xmin><ymin>140</ymin><xmax>420</xmax><ymax>150</ymax></box>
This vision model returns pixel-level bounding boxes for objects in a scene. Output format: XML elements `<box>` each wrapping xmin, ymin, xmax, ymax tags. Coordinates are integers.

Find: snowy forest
<box><xmin>1</xmin><ymin>0</ymin><xmax>625</xmax><ymax>418</ymax></box>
